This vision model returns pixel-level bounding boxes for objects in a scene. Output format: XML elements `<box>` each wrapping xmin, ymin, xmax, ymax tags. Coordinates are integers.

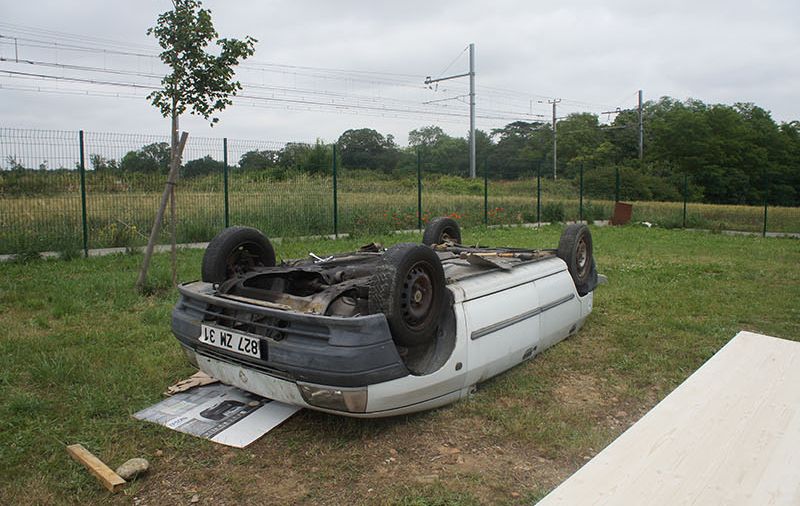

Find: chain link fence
<box><xmin>1</xmin><ymin>127</ymin><xmax>797</xmax><ymax>255</ymax></box>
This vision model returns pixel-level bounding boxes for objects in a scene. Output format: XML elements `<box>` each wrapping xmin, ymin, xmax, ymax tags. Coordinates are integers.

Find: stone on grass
<box><xmin>115</xmin><ymin>457</ymin><xmax>150</xmax><ymax>481</ymax></box>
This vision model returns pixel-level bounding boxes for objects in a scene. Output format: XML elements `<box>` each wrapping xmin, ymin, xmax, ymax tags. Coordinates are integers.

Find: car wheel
<box><xmin>557</xmin><ymin>223</ymin><xmax>593</xmax><ymax>296</ymax></box>
<box><xmin>422</xmin><ymin>217</ymin><xmax>462</xmax><ymax>245</ymax></box>
<box><xmin>369</xmin><ymin>243</ymin><xmax>446</xmax><ymax>347</ymax></box>
<box><xmin>201</xmin><ymin>226</ymin><xmax>276</xmax><ymax>283</ymax></box>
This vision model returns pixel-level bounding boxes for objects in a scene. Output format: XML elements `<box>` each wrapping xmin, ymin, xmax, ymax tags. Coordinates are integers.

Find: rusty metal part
<box><xmin>218</xmin><ymin>293</ymin><xmax>293</xmax><ymax>311</ymax></box>
<box><xmin>357</xmin><ymin>242</ymin><xmax>383</xmax><ymax>252</ymax></box>
<box><xmin>460</xmin><ymin>251</ymin><xmax>517</xmax><ymax>258</ymax></box>
<box><xmin>464</xmin><ymin>254</ymin><xmax>513</xmax><ymax>270</ymax></box>
<box><xmin>213</xmin><ymin>246</ymin><xmax>558</xmax><ymax>316</ymax></box>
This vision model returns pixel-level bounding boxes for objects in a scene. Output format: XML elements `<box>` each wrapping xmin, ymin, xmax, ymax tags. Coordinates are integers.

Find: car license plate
<box><xmin>199</xmin><ymin>324</ymin><xmax>262</xmax><ymax>359</ymax></box>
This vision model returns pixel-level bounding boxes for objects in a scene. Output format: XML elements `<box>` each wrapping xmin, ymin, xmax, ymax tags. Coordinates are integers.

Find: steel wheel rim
<box><xmin>440</xmin><ymin>227</ymin><xmax>455</xmax><ymax>243</ymax></box>
<box><xmin>401</xmin><ymin>261</ymin><xmax>435</xmax><ymax>328</ymax></box>
<box><xmin>576</xmin><ymin>238</ymin><xmax>588</xmax><ymax>277</ymax></box>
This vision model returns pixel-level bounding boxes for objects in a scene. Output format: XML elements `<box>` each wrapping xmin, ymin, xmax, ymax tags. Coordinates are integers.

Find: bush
<box><xmin>429</xmin><ymin>175</ymin><xmax>484</xmax><ymax>195</ymax></box>
<box><xmin>542</xmin><ymin>201</ymin><xmax>565</xmax><ymax>222</ymax></box>
<box><xmin>644</xmin><ymin>174</ymin><xmax>682</xmax><ymax>201</ymax></box>
<box><xmin>581</xmin><ymin>201</ymin><xmax>609</xmax><ymax>223</ymax></box>
<box><xmin>583</xmin><ymin>165</ymin><xmax>684</xmax><ymax>202</ymax></box>
<box><xmin>94</xmin><ymin>222</ymin><xmax>139</xmax><ymax>248</ymax></box>
<box><xmin>269</xmin><ymin>166</ymin><xmax>301</xmax><ymax>181</ymax></box>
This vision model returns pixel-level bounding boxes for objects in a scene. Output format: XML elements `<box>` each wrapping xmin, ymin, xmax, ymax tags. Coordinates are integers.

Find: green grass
<box><xmin>2</xmin><ymin>174</ymin><xmax>798</xmax><ymax>254</ymax></box>
<box><xmin>0</xmin><ymin>226</ymin><xmax>798</xmax><ymax>504</ymax></box>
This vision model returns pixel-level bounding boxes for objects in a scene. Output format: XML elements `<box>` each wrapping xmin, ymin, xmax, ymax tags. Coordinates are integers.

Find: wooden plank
<box><xmin>66</xmin><ymin>444</ymin><xmax>126</xmax><ymax>493</ymax></box>
<box><xmin>537</xmin><ymin>331</ymin><xmax>800</xmax><ymax>505</ymax></box>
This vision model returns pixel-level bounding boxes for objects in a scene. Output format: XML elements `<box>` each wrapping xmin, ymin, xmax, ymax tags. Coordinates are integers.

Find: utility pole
<box><xmin>638</xmin><ymin>89</ymin><xmax>644</xmax><ymax>160</ymax></box>
<box><xmin>549</xmin><ymin>98</ymin><xmax>561</xmax><ymax>179</ymax></box>
<box><xmin>469</xmin><ymin>43</ymin><xmax>475</xmax><ymax>179</ymax></box>
<box><xmin>425</xmin><ymin>43</ymin><xmax>476</xmax><ymax>178</ymax></box>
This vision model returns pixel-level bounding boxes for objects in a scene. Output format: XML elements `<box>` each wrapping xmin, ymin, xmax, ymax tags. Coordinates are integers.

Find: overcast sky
<box><xmin>1</xmin><ymin>0</ymin><xmax>798</xmax><ymax>146</ymax></box>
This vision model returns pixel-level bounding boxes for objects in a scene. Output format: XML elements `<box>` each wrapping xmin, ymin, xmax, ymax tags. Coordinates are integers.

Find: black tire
<box><xmin>557</xmin><ymin>224</ymin><xmax>594</xmax><ymax>296</ymax></box>
<box><xmin>422</xmin><ymin>217</ymin><xmax>462</xmax><ymax>246</ymax></box>
<box><xmin>369</xmin><ymin>243</ymin><xmax>446</xmax><ymax>347</ymax></box>
<box><xmin>201</xmin><ymin>226</ymin><xmax>276</xmax><ymax>283</ymax></box>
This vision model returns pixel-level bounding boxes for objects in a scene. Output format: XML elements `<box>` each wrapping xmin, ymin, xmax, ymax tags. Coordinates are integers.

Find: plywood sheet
<box><xmin>537</xmin><ymin>331</ymin><xmax>800</xmax><ymax>505</ymax></box>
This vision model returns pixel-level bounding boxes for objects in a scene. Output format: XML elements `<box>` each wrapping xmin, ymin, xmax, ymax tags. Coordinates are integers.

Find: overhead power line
<box><xmin>0</xmin><ymin>21</ymin><xmax>158</xmax><ymax>51</ymax></box>
<box><xmin>0</xmin><ymin>27</ymin><xmax>636</xmax><ymax>116</ymax></box>
<box><xmin>0</xmin><ymin>70</ymin><xmax>541</xmax><ymax>125</ymax></box>
<box><xmin>0</xmin><ymin>21</ymin><xmax>643</xmax><ymax>137</ymax></box>
<box><xmin>0</xmin><ymin>57</ymin><xmax>548</xmax><ymax>123</ymax></box>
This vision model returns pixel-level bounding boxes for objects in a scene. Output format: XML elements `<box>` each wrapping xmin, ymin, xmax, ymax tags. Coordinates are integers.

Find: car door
<box><xmin>535</xmin><ymin>269</ymin><xmax>581</xmax><ymax>351</ymax></box>
<box><xmin>463</xmin><ymin>277</ymin><xmax>542</xmax><ymax>386</ymax></box>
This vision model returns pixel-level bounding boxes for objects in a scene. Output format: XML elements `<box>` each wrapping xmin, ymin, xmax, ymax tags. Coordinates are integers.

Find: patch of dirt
<box><xmin>123</xmin><ymin>372</ymin><xmax>663</xmax><ymax>505</ymax></box>
<box><xmin>126</xmin><ymin>407</ymin><xmax>576</xmax><ymax>506</ymax></box>
<box><xmin>553</xmin><ymin>373</ymin><xmax>608</xmax><ymax>409</ymax></box>
<box><xmin>127</xmin><ymin>444</ymin><xmax>310</xmax><ymax>506</ymax></box>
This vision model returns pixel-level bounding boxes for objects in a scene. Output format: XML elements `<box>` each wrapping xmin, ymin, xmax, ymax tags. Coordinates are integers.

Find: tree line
<box><xmin>4</xmin><ymin>96</ymin><xmax>799</xmax><ymax>206</ymax></box>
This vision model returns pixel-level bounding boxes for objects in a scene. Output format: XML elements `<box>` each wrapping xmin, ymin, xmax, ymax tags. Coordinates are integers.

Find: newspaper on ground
<box><xmin>134</xmin><ymin>382</ymin><xmax>301</xmax><ymax>448</ymax></box>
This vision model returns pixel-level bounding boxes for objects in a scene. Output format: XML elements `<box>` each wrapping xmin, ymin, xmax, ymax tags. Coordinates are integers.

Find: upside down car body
<box><xmin>172</xmin><ymin>218</ymin><xmax>599</xmax><ymax>417</ymax></box>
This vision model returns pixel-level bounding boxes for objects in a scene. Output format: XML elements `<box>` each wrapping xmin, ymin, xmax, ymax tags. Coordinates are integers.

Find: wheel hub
<box><xmin>402</xmin><ymin>263</ymin><xmax>434</xmax><ymax>327</ymax></box>
<box><xmin>226</xmin><ymin>243</ymin><xmax>262</xmax><ymax>276</ymax></box>
<box><xmin>576</xmin><ymin>239</ymin><xmax>588</xmax><ymax>276</ymax></box>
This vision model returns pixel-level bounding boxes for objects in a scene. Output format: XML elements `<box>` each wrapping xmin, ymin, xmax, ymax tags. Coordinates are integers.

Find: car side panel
<box><xmin>463</xmin><ymin>279</ymin><xmax>542</xmax><ymax>387</ymax></box>
<box><xmin>366</xmin><ymin>294</ymin><xmax>469</xmax><ymax>412</ymax></box>
<box><xmin>536</xmin><ymin>269</ymin><xmax>583</xmax><ymax>350</ymax></box>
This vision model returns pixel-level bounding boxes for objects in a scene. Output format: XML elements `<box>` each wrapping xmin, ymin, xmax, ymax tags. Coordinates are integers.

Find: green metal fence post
<box><xmin>78</xmin><ymin>130</ymin><xmax>88</xmax><ymax>256</ymax></box>
<box><xmin>683</xmin><ymin>173</ymin><xmax>688</xmax><ymax>228</ymax></box>
<box><xmin>579</xmin><ymin>162</ymin><xmax>584</xmax><ymax>223</ymax></box>
<box><xmin>536</xmin><ymin>162</ymin><xmax>541</xmax><ymax>225</ymax></box>
<box><xmin>332</xmin><ymin>144</ymin><xmax>338</xmax><ymax>238</ymax></box>
<box><xmin>223</xmin><ymin>137</ymin><xmax>229</xmax><ymax>228</ymax></box>
<box><xmin>483</xmin><ymin>158</ymin><xmax>489</xmax><ymax>225</ymax></box>
<box><xmin>615</xmin><ymin>166</ymin><xmax>620</xmax><ymax>203</ymax></box>
<box><xmin>763</xmin><ymin>170</ymin><xmax>769</xmax><ymax>238</ymax></box>
<box><xmin>417</xmin><ymin>148</ymin><xmax>422</xmax><ymax>230</ymax></box>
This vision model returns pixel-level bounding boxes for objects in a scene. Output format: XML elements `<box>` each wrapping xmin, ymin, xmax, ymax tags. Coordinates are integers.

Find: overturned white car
<box><xmin>172</xmin><ymin>219</ymin><xmax>599</xmax><ymax>417</ymax></box>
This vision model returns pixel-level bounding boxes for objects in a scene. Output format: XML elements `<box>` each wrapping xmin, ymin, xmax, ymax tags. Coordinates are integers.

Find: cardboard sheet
<box><xmin>134</xmin><ymin>383</ymin><xmax>301</xmax><ymax>448</ymax></box>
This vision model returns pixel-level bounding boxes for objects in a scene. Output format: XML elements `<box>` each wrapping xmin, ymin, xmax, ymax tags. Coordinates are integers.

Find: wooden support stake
<box><xmin>136</xmin><ymin>131</ymin><xmax>189</xmax><ymax>291</ymax></box>
<box><xmin>66</xmin><ymin>444</ymin><xmax>126</xmax><ymax>493</ymax></box>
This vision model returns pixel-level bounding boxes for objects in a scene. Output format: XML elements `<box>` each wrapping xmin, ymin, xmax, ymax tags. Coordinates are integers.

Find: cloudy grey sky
<box><xmin>1</xmin><ymin>0</ymin><xmax>798</xmax><ymax>145</ymax></box>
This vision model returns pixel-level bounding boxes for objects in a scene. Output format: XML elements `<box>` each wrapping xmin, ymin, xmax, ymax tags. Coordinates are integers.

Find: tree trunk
<box><xmin>135</xmin><ymin>109</ymin><xmax>187</xmax><ymax>291</ymax></box>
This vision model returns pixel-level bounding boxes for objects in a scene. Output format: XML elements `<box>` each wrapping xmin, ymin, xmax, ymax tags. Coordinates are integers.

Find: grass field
<box><xmin>2</xmin><ymin>175</ymin><xmax>798</xmax><ymax>254</ymax></box>
<box><xmin>1</xmin><ymin>225</ymin><xmax>798</xmax><ymax>505</ymax></box>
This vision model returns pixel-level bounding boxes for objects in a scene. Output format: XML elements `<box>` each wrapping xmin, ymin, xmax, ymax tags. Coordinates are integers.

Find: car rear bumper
<box><xmin>172</xmin><ymin>281</ymin><xmax>410</xmax><ymax>389</ymax></box>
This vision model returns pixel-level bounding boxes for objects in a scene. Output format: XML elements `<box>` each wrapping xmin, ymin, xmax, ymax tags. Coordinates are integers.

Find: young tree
<box><xmin>147</xmin><ymin>0</ymin><xmax>256</xmax><ymax>137</ymax></box>
<box><xmin>137</xmin><ymin>0</ymin><xmax>256</xmax><ymax>290</ymax></box>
